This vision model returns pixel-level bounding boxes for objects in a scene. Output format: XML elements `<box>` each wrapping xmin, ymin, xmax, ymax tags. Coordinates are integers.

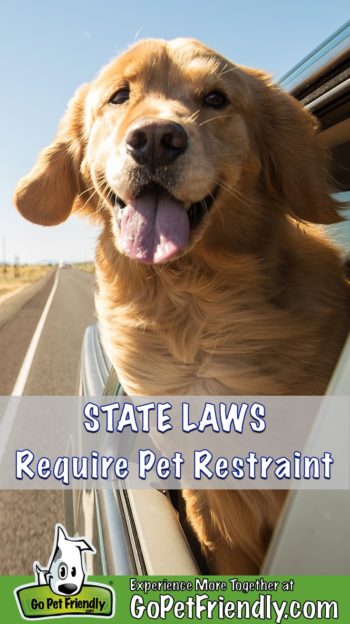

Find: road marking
<box><xmin>0</xmin><ymin>269</ymin><xmax>59</xmax><ymax>465</ymax></box>
<box><xmin>11</xmin><ymin>269</ymin><xmax>59</xmax><ymax>395</ymax></box>
<box><xmin>0</xmin><ymin>270</ymin><xmax>59</xmax><ymax>467</ymax></box>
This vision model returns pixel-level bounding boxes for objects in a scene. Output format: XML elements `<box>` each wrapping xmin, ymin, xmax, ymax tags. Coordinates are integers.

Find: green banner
<box><xmin>16</xmin><ymin>583</ymin><xmax>114</xmax><ymax>618</ymax></box>
<box><xmin>1</xmin><ymin>575</ymin><xmax>349</xmax><ymax>622</ymax></box>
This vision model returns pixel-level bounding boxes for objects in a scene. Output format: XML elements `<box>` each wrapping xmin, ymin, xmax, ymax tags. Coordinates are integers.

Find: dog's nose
<box><xmin>125</xmin><ymin>120</ymin><xmax>188</xmax><ymax>169</ymax></box>
<box><xmin>58</xmin><ymin>583</ymin><xmax>78</xmax><ymax>595</ymax></box>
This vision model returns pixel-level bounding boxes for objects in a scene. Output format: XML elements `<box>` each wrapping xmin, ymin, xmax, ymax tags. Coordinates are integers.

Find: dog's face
<box><xmin>35</xmin><ymin>525</ymin><xmax>95</xmax><ymax>596</ymax></box>
<box><xmin>47</xmin><ymin>530</ymin><xmax>87</xmax><ymax>596</ymax></box>
<box><xmin>15</xmin><ymin>38</ymin><xmax>341</xmax><ymax>264</ymax></box>
<box><xmin>83</xmin><ymin>38</ymin><xmax>252</xmax><ymax>263</ymax></box>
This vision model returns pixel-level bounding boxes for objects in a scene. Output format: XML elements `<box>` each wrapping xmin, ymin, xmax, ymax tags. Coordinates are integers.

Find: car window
<box><xmin>326</xmin><ymin>136</ymin><xmax>350</xmax><ymax>252</ymax></box>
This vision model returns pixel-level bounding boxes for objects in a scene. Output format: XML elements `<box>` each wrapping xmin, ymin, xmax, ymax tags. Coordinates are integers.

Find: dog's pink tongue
<box><xmin>119</xmin><ymin>189</ymin><xmax>190</xmax><ymax>263</ymax></box>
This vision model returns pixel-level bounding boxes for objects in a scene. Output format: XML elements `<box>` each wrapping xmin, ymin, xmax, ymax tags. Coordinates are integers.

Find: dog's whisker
<box><xmin>214</xmin><ymin>178</ymin><xmax>255</xmax><ymax>208</ymax></box>
<box><xmin>218</xmin><ymin>65</ymin><xmax>240</xmax><ymax>78</ymax></box>
<box><xmin>198</xmin><ymin>114</ymin><xmax>233</xmax><ymax>127</ymax></box>
<box><xmin>79</xmin><ymin>188</ymin><xmax>101</xmax><ymax>212</ymax></box>
<box><xmin>200</xmin><ymin>197</ymin><xmax>209</xmax><ymax>217</ymax></box>
<box><xmin>188</xmin><ymin>108</ymin><xmax>201</xmax><ymax>123</ymax></box>
<box><xmin>93</xmin><ymin>178</ymin><xmax>116</xmax><ymax>213</ymax></box>
<box><xmin>78</xmin><ymin>184</ymin><xmax>99</xmax><ymax>199</ymax></box>
<box><xmin>78</xmin><ymin>171</ymin><xmax>107</xmax><ymax>205</ymax></box>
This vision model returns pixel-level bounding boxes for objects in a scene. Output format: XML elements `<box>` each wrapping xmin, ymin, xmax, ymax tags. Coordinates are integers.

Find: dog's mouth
<box><xmin>109</xmin><ymin>182</ymin><xmax>218</xmax><ymax>264</ymax></box>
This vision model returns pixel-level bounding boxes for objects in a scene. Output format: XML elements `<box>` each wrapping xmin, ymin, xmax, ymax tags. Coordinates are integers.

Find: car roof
<box><xmin>280</xmin><ymin>20</ymin><xmax>350</xmax><ymax>96</ymax></box>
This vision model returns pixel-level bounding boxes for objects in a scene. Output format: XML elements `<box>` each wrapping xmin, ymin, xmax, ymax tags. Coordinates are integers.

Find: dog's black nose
<box><xmin>58</xmin><ymin>583</ymin><xmax>78</xmax><ymax>595</ymax></box>
<box><xmin>125</xmin><ymin>120</ymin><xmax>188</xmax><ymax>169</ymax></box>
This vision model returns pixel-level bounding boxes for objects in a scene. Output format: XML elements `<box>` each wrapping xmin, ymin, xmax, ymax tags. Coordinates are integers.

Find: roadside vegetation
<box><xmin>0</xmin><ymin>264</ymin><xmax>52</xmax><ymax>299</ymax></box>
<box><xmin>74</xmin><ymin>262</ymin><xmax>95</xmax><ymax>273</ymax></box>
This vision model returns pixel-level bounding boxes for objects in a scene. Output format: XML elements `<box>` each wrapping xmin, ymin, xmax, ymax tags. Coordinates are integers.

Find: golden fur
<box><xmin>15</xmin><ymin>38</ymin><xmax>350</xmax><ymax>574</ymax></box>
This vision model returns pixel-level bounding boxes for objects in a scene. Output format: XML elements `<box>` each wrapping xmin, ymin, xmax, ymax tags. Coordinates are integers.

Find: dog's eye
<box><xmin>71</xmin><ymin>566</ymin><xmax>76</xmax><ymax>577</ymax></box>
<box><xmin>58</xmin><ymin>563</ymin><xmax>68</xmax><ymax>580</ymax></box>
<box><xmin>203</xmin><ymin>91</ymin><xmax>227</xmax><ymax>108</ymax></box>
<box><xmin>109</xmin><ymin>89</ymin><xmax>130</xmax><ymax>104</ymax></box>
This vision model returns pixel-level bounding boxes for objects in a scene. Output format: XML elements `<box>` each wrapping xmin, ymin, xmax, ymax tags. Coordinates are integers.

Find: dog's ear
<box><xmin>249</xmin><ymin>71</ymin><xmax>341</xmax><ymax>224</ymax></box>
<box><xmin>14</xmin><ymin>84</ymin><xmax>89</xmax><ymax>225</ymax></box>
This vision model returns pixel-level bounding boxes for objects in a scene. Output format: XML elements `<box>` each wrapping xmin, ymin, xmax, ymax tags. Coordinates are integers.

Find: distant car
<box><xmin>67</xmin><ymin>22</ymin><xmax>350</xmax><ymax>575</ymax></box>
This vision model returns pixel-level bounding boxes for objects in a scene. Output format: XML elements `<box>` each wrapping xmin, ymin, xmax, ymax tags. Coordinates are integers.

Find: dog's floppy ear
<box><xmin>14</xmin><ymin>84</ymin><xmax>89</xmax><ymax>226</ymax></box>
<box><xmin>249</xmin><ymin>71</ymin><xmax>341</xmax><ymax>224</ymax></box>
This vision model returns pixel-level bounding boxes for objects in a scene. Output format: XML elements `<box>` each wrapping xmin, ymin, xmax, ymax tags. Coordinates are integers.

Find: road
<box><xmin>0</xmin><ymin>267</ymin><xmax>96</xmax><ymax>574</ymax></box>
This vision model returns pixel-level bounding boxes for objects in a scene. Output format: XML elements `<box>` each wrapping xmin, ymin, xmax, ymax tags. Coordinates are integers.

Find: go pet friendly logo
<box><xmin>15</xmin><ymin>524</ymin><xmax>115</xmax><ymax>619</ymax></box>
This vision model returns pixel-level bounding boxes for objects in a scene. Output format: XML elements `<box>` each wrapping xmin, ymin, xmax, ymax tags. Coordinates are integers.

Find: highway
<box><xmin>0</xmin><ymin>267</ymin><xmax>96</xmax><ymax>574</ymax></box>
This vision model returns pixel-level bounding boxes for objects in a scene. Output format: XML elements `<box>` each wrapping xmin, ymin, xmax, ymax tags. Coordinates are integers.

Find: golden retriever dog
<box><xmin>15</xmin><ymin>38</ymin><xmax>350</xmax><ymax>574</ymax></box>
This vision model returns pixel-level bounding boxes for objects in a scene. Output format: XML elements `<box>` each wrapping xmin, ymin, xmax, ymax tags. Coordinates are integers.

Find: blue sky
<box><xmin>1</xmin><ymin>0</ymin><xmax>349</xmax><ymax>263</ymax></box>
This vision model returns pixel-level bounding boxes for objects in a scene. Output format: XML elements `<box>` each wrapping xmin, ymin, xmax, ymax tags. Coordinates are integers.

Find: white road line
<box><xmin>11</xmin><ymin>269</ymin><xmax>59</xmax><ymax>396</ymax></box>
<box><xmin>0</xmin><ymin>269</ymin><xmax>59</xmax><ymax>467</ymax></box>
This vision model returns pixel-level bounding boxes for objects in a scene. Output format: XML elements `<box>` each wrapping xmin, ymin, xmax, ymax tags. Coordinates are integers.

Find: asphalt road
<box><xmin>0</xmin><ymin>267</ymin><xmax>96</xmax><ymax>574</ymax></box>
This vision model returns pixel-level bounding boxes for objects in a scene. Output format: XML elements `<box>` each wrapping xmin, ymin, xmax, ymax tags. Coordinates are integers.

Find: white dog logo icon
<box><xmin>34</xmin><ymin>524</ymin><xmax>95</xmax><ymax>596</ymax></box>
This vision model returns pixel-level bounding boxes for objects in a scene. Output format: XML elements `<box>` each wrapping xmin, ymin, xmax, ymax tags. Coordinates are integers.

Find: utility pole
<box><xmin>14</xmin><ymin>255</ymin><xmax>20</xmax><ymax>278</ymax></box>
<box><xmin>2</xmin><ymin>235</ymin><xmax>7</xmax><ymax>274</ymax></box>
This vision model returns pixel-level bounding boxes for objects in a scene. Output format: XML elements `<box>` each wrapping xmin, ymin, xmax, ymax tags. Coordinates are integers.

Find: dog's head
<box><xmin>15</xmin><ymin>38</ymin><xmax>341</xmax><ymax>264</ymax></box>
<box><xmin>37</xmin><ymin>525</ymin><xmax>95</xmax><ymax>596</ymax></box>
